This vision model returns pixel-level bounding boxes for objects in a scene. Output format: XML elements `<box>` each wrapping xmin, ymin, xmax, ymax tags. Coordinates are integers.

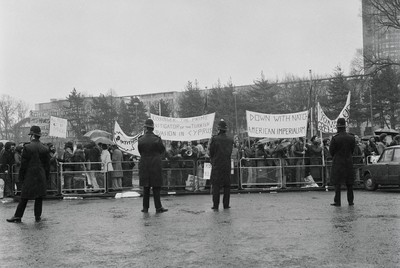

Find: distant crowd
<box><xmin>1</xmin><ymin>132</ymin><xmax>399</xmax><ymax>197</ymax></box>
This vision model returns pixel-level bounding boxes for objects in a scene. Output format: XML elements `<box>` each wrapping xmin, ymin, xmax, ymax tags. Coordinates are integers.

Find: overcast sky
<box><xmin>0</xmin><ymin>0</ymin><xmax>362</xmax><ymax>109</ymax></box>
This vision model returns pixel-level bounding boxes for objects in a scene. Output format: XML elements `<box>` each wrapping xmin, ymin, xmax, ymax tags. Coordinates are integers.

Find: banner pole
<box><xmin>309</xmin><ymin>70</ymin><xmax>314</xmax><ymax>138</ymax></box>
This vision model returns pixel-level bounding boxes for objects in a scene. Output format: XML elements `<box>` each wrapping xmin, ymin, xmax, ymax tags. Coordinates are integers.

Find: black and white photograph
<box><xmin>1</xmin><ymin>0</ymin><xmax>399</xmax><ymax>267</ymax></box>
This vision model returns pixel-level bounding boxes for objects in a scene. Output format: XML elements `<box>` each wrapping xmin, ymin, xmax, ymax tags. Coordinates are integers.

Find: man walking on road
<box><xmin>7</xmin><ymin>126</ymin><xmax>50</xmax><ymax>223</ymax></box>
<box><xmin>329</xmin><ymin>118</ymin><xmax>356</xmax><ymax>207</ymax></box>
<box><xmin>138</xmin><ymin>118</ymin><xmax>168</xmax><ymax>213</ymax></box>
<box><xmin>209</xmin><ymin>119</ymin><xmax>234</xmax><ymax>210</ymax></box>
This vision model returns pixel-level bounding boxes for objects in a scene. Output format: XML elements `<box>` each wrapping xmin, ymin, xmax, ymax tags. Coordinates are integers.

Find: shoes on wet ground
<box><xmin>224</xmin><ymin>206</ymin><xmax>231</xmax><ymax>209</ymax></box>
<box><xmin>6</xmin><ymin>216</ymin><xmax>21</xmax><ymax>223</ymax></box>
<box><xmin>349</xmin><ymin>203</ymin><xmax>354</xmax><ymax>206</ymax></box>
<box><xmin>330</xmin><ymin>203</ymin><xmax>341</xmax><ymax>207</ymax></box>
<box><xmin>141</xmin><ymin>208</ymin><xmax>148</xmax><ymax>213</ymax></box>
<box><xmin>35</xmin><ymin>217</ymin><xmax>41</xmax><ymax>222</ymax></box>
<box><xmin>156</xmin><ymin>207</ymin><xmax>168</xmax><ymax>213</ymax></box>
<box><xmin>211</xmin><ymin>207</ymin><xmax>218</xmax><ymax>210</ymax></box>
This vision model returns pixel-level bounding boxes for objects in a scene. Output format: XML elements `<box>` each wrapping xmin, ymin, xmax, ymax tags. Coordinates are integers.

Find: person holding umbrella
<box><xmin>138</xmin><ymin>118</ymin><xmax>168</xmax><ymax>213</ymax></box>
<box><xmin>7</xmin><ymin>126</ymin><xmax>50</xmax><ymax>223</ymax></box>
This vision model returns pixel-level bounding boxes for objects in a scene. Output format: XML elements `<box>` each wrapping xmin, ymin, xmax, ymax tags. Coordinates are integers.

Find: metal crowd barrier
<box><xmin>60</xmin><ymin>162</ymin><xmax>106</xmax><ymax>194</ymax></box>
<box><xmin>195</xmin><ymin>158</ymin><xmax>240</xmax><ymax>191</ymax></box>
<box><xmin>284</xmin><ymin>157</ymin><xmax>324</xmax><ymax>188</ymax></box>
<box><xmin>324</xmin><ymin>156</ymin><xmax>365</xmax><ymax>186</ymax></box>
<box><xmin>240</xmin><ymin>158</ymin><xmax>283</xmax><ymax>189</ymax></box>
<box><xmin>162</xmin><ymin>159</ymin><xmax>197</xmax><ymax>190</ymax></box>
<box><xmin>106</xmin><ymin>160</ymin><xmax>139</xmax><ymax>192</ymax></box>
<box><xmin>4</xmin><ymin>155</ymin><xmax>369</xmax><ymax>197</ymax></box>
<box><xmin>239</xmin><ymin>156</ymin><xmax>365</xmax><ymax>189</ymax></box>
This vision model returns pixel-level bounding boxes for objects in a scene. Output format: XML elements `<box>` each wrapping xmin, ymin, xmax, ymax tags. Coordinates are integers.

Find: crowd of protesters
<box><xmin>0</xmin><ymin>140</ymin><xmax>137</xmax><ymax>196</ymax></box>
<box><xmin>1</xmin><ymin>132</ymin><xmax>400</xmax><ymax>196</ymax></box>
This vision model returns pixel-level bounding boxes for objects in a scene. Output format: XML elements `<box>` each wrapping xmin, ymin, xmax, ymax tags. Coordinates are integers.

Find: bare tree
<box><xmin>363</xmin><ymin>0</ymin><xmax>400</xmax><ymax>72</ymax></box>
<box><xmin>364</xmin><ymin>0</ymin><xmax>400</xmax><ymax>30</ymax></box>
<box><xmin>0</xmin><ymin>95</ymin><xmax>29</xmax><ymax>140</ymax></box>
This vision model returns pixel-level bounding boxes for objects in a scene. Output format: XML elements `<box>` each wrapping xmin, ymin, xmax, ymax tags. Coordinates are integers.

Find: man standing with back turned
<box><xmin>138</xmin><ymin>118</ymin><xmax>168</xmax><ymax>213</ymax></box>
<box><xmin>329</xmin><ymin>118</ymin><xmax>356</xmax><ymax>207</ymax></box>
<box><xmin>7</xmin><ymin>125</ymin><xmax>50</xmax><ymax>223</ymax></box>
<box><xmin>210</xmin><ymin>119</ymin><xmax>234</xmax><ymax>210</ymax></box>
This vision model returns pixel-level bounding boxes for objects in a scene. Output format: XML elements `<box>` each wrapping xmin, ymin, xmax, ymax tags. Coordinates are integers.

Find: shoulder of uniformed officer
<box><xmin>211</xmin><ymin>135</ymin><xmax>218</xmax><ymax>140</ymax></box>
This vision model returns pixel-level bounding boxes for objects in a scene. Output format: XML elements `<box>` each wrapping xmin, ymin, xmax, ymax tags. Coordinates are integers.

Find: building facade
<box><xmin>362</xmin><ymin>0</ymin><xmax>400</xmax><ymax>70</ymax></box>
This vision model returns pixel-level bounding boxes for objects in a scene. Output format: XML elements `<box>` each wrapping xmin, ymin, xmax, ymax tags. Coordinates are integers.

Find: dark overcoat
<box><xmin>138</xmin><ymin>131</ymin><xmax>166</xmax><ymax>187</ymax></box>
<box><xmin>19</xmin><ymin>139</ymin><xmax>50</xmax><ymax>199</ymax></box>
<box><xmin>85</xmin><ymin>145</ymin><xmax>101</xmax><ymax>171</ymax></box>
<box><xmin>329</xmin><ymin>130</ymin><xmax>356</xmax><ymax>185</ymax></box>
<box><xmin>111</xmin><ymin>148</ymin><xmax>123</xmax><ymax>178</ymax></box>
<box><xmin>209</xmin><ymin>132</ymin><xmax>233</xmax><ymax>186</ymax></box>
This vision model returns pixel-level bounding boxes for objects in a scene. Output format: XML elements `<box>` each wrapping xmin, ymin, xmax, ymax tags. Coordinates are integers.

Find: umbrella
<box><xmin>256</xmin><ymin>138</ymin><xmax>274</xmax><ymax>144</ymax></box>
<box><xmin>92</xmin><ymin>136</ymin><xmax>114</xmax><ymax>145</ymax></box>
<box><xmin>84</xmin><ymin>129</ymin><xmax>112</xmax><ymax>139</ymax></box>
<box><xmin>277</xmin><ymin>141</ymin><xmax>291</xmax><ymax>150</ymax></box>
<box><xmin>374</xmin><ymin>128</ymin><xmax>399</xmax><ymax>136</ymax></box>
<box><xmin>361</xmin><ymin>135</ymin><xmax>373</xmax><ymax>141</ymax></box>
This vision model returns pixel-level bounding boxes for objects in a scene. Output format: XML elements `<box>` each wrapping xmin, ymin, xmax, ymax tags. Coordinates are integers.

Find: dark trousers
<box><xmin>334</xmin><ymin>184</ymin><xmax>354</xmax><ymax>205</ymax></box>
<box><xmin>212</xmin><ymin>183</ymin><xmax>230</xmax><ymax>208</ymax></box>
<box><xmin>3</xmin><ymin>174</ymin><xmax>13</xmax><ymax>197</ymax></box>
<box><xmin>15</xmin><ymin>198</ymin><xmax>43</xmax><ymax>218</ymax></box>
<box><xmin>143</xmin><ymin>187</ymin><xmax>162</xmax><ymax>209</ymax></box>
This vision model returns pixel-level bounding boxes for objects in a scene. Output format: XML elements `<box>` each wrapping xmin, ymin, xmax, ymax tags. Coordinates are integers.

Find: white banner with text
<box><xmin>317</xmin><ymin>91</ymin><xmax>351</xmax><ymax>133</ymax></box>
<box><xmin>150</xmin><ymin>113</ymin><xmax>215</xmax><ymax>141</ymax></box>
<box><xmin>246</xmin><ymin>110</ymin><xmax>309</xmax><ymax>138</ymax></box>
<box><xmin>113</xmin><ymin>121</ymin><xmax>141</xmax><ymax>156</ymax></box>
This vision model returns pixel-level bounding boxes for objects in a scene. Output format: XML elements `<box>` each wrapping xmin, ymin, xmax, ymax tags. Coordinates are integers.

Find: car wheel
<box><xmin>364</xmin><ymin>173</ymin><xmax>378</xmax><ymax>191</ymax></box>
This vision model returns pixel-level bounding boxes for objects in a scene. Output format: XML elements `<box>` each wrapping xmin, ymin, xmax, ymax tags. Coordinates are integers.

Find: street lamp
<box><xmin>233</xmin><ymin>90</ymin><xmax>239</xmax><ymax>135</ymax></box>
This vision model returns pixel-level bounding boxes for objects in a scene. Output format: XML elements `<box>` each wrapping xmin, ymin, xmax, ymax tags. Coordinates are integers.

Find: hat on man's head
<box><xmin>336</xmin><ymin>118</ymin><xmax>346</xmax><ymax>128</ymax></box>
<box><xmin>217</xmin><ymin>119</ymin><xmax>228</xmax><ymax>131</ymax></box>
<box><xmin>28</xmin><ymin>125</ymin><xmax>42</xmax><ymax>136</ymax></box>
<box><xmin>144</xmin><ymin>118</ymin><xmax>154</xmax><ymax>128</ymax></box>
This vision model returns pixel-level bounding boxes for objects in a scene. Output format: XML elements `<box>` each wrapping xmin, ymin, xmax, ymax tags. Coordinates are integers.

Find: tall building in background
<box><xmin>362</xmin><ymin>0</ymin><xmax>400</xmax><ymax>70</ymax></box>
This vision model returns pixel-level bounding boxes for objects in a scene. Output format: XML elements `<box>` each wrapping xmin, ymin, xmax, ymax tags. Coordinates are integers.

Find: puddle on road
<box><xmin>179</xmin><ymin>209</ymin><xmax>205</xmax><ymax>215</ymax></box>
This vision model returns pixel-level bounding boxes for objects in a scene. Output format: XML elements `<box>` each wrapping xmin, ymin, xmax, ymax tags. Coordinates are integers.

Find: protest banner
<box><xmin>317</xmin><ymin>91</ymin><xmax>350</xmax><ymax>133</ymax></box>
<box><xmin>49</xmin><ymin>116</ymin><xmax>68</xmax><ymax>138</ymax></box>
<box><xmin>113</xmin><ymin>121</ymin><xmax>141</xmax><ymax>156</ymax></box>
<box><xmin>150</xmin><ymin>113</ymin><xmax>215</xmax><ymax>141</ymax></box>
<box><xmin>246</xmin><ymin>110</ymin><xmax>308</xmax><ymax>138</ymax></box>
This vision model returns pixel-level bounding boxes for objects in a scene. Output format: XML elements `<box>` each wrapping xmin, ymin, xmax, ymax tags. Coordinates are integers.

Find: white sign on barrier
<box><xmin>203</xmin><ymin>162</ymin><xmax>212</xmax><ymax>180</ymax></box>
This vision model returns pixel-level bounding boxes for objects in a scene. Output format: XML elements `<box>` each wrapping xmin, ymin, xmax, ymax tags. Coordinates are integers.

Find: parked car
<box><xmin>361</xmin><ymin>145</ymin><xmax>400</xmax><ymax>191</ymax></box>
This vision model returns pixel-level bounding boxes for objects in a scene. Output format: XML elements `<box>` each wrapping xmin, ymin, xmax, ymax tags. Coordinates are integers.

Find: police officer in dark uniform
<box><xmin>209</xmin><ymin>119</ymin><xmax>234</xmax><ymax>210</ymax></box>
<box><xmin>138</xmin><ymin>118</ymin><xmax>168</xmax><ymax>213</ymax></box>
<box><xmin>7</xmin><ymin>126</ymin><xmax>50</xmax><ymax>223</ymax></box>
<box><xmin>329</xmin><ymin>118</ymin><xmax>356</xmax><ymax>206</ymax></box>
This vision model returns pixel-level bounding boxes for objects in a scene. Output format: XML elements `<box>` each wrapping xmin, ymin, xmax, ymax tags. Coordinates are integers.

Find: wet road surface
<box><xmin>1</xmin><ymin>190</ymin><xmax>399</xmax><ymax>267</ymax></box>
